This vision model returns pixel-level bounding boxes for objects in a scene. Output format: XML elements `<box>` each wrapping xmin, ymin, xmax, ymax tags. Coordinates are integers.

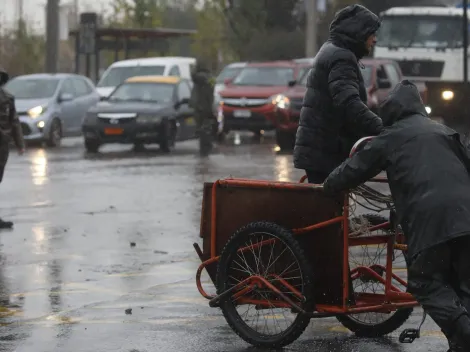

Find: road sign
<box><xmin>79</xmin><ymin>13</ymin><xmax>97</xmax><ymax>54</ymax></box>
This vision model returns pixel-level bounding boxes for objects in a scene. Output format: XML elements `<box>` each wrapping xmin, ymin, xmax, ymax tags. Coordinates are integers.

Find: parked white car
<box><xmin>96</xmin><ymin>57</ymin><xmax>196</xmax><ymax>98</ymax></box>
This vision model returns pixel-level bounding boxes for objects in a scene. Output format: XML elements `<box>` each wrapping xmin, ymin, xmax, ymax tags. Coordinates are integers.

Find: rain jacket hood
<box><xmin>329</xmin><ymin>4</ymin><xmax>380</xmax><ymax>59</ymax></box>
<box><xmin>379</xmin><ymin>80</ymin><xmax>428</xmax><ymax>127</ymax></box>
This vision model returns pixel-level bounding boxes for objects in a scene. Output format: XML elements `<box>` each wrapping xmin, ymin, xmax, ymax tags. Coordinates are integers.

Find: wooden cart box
<box><xmin>199</xmin><ymin>180</ymin><xmax>345</xmax><ymax>305</ymax></box>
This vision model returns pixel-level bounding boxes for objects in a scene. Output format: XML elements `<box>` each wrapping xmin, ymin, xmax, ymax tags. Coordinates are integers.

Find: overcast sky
<box><xmin>1</xmin><ymin>0</ymin><xmax>114</xmax><ymax>33</ymax></box>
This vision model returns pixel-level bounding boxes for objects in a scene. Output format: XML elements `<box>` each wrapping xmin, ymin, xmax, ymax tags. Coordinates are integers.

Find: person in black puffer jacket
<box><xmin>294</xmin><ymin>4</ymin><xmax>383</xmax><ymax>184</ymax></box>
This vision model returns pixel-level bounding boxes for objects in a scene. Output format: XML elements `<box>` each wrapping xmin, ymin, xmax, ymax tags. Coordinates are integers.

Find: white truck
<box><xmin>374</xmin><ymin>6</ymin><xmax>469</xmax><ymax>127</ymax></box>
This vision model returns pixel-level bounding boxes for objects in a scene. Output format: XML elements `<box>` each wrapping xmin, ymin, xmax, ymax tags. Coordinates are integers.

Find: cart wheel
<box><xmin>336</xmin><ymin>214</ymin><xmax>413</xmax><ymax>337</ymax></box>
<box><xmin>216</xmin><ymin>221</ymin><xmax>314</xmax><ymax>348</ymax></box>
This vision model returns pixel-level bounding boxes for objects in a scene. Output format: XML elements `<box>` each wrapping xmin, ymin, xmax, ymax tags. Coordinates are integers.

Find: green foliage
<box><xmin>0</xmin><ymin>20</ymin><xmax>45</xmax><ymax>76</ymax></box>
<box><xmin>107</xmin><ymin>0</ymin><xmax>163</xmax><ymax>28</ymax></box>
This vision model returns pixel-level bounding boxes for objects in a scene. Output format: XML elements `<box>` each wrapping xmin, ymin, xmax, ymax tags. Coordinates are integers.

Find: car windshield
<box><xmin>299</xmin><ymin>69</ymin><xmax>311</xmax><ymax>85</ymax></box>
<box><xmin>97</xmin><ymin>65</ymin><xmax>166</xmax><ymax>87</ymax></box>
<box><xmin>377</xmin><ymin>15</ymin><xmax>463</xmax><ymax>49</ymax></box>
<box><xmin>4</xmin><ymin>78</ymin><xmax>59</xmax><ymax>99</ymax></box>
<box><xmin>360</xmin><ymin>65</ymin><xmax>373</xmax><ymax>86</ymax></box>
<box><xmin>233</xmin><ymin>67</ymin><xmax>294</xmax><ymax>86</ymax></box>
<box><xmin>108</xmin><ymin>82</ymin><xmax>175</xmax><ymax>103</ymax></box>
<box><xmin>216</xmin><ymin>66</ymin><xmax>244</xmax><ymax>83</ymax></box>
<box><xmin>297</xmin><ymin>67</ymin><xmax>311</xmax><ymax>82</ymax></box>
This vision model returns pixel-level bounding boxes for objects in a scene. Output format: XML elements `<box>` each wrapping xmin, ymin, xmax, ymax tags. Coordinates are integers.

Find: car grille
<box><xmin>398</xmin><ymin>60</ymin><xmax>444</xmax><ymax>78</ymax></box>
<box><xmin>289</xmin><ymin>98</ymin><xmax>303</xmax><ymax>112</ymax></box>
<box><xmin>21</xmin><ymin>122</ymin><xmax>31</xmax><ymax>136</ymax></box>
<box><xmin>226</xmin><ymin>111</ymin><xmax>267</xmax><ymax>121</ymax></box>
<box><xmin>223</xmin><ymin>98</ymin><xmax>268</xmax><ymax>108</ymax></box>
<box><xmin>98</xmin><ymin>117</ymin><xmax>135</xmax><ymax>124</ymax></box>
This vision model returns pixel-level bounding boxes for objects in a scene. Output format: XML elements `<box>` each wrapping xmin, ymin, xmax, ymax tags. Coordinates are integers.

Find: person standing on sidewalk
<box><xmin>0</xmin><ymin>68</ymin><xmax>25</xmax><ymax>229</ymax></box>
<box><xmin>190</xmin><ymin>59</ymin><xmax>215</xmax><ymax>157</ymax></box>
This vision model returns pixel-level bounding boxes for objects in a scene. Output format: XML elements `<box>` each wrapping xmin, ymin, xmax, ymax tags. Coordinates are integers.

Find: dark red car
<box><xmin>274</xmin><ymin>58</ymin><xmax>426</xmax><ymax>151</ymax></box>
<box><xmin>218</xmin><ymin>61</ymin><xmax>311</xmax><ymax>137</ymax></box>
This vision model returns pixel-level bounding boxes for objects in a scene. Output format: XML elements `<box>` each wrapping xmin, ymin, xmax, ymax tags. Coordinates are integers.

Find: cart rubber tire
<box><xmin>336</xmin><ymin>214</ymin><xmax>413</xmax><ymax>337</ymax></box>
<box><xmin>216</xmin><ymin>221</ymin><xmax>314</xmax><ymax>348</ymax></box>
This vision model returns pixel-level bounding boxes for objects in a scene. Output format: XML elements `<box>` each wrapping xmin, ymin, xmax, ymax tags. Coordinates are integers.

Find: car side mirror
<box><xmin>377</xmin><ymin>78</ymin><xmax>392</xmax><ymax>89</ymax></box>
<box><xmin>224</xmin><ymin>78</ymin><xmax>233</xmax><ymax>85</ymax></box>
<box><xmin>175</xmin><ymin>97</ymin><xmax>189</xmax><ymax>108</ymax></box>
<box><xmin>59</xmin><ymin>93</ymin><xmax>73</xmax><ymax>102</ymax></box>
<box><xmin>288</xmin><ymin>80</ymin><xmax>297</xmax><ymax>87</ymax></box>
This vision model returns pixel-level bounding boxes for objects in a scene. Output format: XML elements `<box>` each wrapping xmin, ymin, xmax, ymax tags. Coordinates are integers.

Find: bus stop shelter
<box><xmin>69</xmin><ymin>13</ymin><xmax>197</xmax><ymax>82</ymax></box>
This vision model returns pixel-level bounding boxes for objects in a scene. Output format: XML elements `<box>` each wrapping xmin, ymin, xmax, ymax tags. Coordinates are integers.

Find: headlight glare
<box><xmin>28</xmin><ymin>105</ymin><xmax>46</xmax><ymax>118</ymax></box>
<box><xmin>271</xmin><ymin>94</ymin><xmax>290</xmax><ymax>109</ymax></box>
<box><xmin>425</xmin><ymin>106</ymin><xmax>431</xmax><ymax>114</ymax></box>
<box><xmin>441</xmin><ymin>90</ymin><xmax>454</xmax><ymax>101</ymax></box>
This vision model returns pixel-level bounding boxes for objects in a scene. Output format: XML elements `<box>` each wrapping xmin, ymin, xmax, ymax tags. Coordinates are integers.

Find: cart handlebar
<box><xmin>349</xmin><ymin>136</ymin><xmax>375</xmax><ymax>157</ymax></box>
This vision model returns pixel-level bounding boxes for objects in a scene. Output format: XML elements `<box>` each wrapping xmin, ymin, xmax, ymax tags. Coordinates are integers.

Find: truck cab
<box><xmin>374</xmin><ymin>6</ymin><xmax>469</xmax><ymax>127</ymax></box>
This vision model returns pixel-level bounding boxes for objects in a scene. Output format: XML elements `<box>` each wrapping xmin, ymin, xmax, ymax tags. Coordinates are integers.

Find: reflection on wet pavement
<box><xmin>0</xmin><ymin>135</ymin><xmax>446</xmax><ymax>351</ymax></box>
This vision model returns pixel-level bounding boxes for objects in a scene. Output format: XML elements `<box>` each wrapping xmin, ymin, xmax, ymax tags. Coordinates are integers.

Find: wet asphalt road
<box><xmin>0</xmin><ymin>134</ymin><xmax>449</xmax><ymax>352</ymax></box>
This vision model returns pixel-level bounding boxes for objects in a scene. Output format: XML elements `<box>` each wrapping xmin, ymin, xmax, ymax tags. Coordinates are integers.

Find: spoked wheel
<box><xmin>216</xmin><ymin>221</ymin><xmax>314</xmax><ymax>348</ymax></box>
<box><xmin>336</xmin><ymin>214</ymin><xmax>412</xmax><ymax>337</ymax></box>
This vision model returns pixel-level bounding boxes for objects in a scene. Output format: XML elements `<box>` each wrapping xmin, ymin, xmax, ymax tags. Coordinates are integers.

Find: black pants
<box><xmin>305</xmin><ymin>170</ymin><xmax>329</xmax><ymax>184</ymax></box>
<box><xmin>408</xmin><ymin>235</ymin><xmax>470</xmax><ymax>346</ymax></box>
<box><xmin>0</xmin><ymin>139</ymin><xmax>9</xmax><ymax>183</ymax></box>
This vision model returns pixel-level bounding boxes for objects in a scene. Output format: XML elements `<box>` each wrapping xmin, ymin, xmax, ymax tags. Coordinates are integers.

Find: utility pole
<box><xmin>18</xmin><ymin>0</ymin><xmax>24</xmax><ymax>27</ymax></box>
<box><xmin>74</xmin><ymin>0</ymin><xmax>79</xmax><ymax>29</ymax></box>
<box><xmin>464</xmin><ymin>0</ymin><xmax>468</xmax><ymax>84</ymax></box>
<box><xmin>305</xmin><ymin>0</ymin><xmax>317</xmax><ymax>57</ymax></box>
<box><xmin>45</xmin><ymin>0</ymin><xmax>60</xmax><ymax>73</ymax></box>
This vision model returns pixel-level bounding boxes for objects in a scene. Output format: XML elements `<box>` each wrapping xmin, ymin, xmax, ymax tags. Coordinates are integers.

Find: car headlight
<box><xmin>441</xmin><ymin>90</ymin><xmax>454</xmax><ymax>101</ymax></box>
<box><xmin>28</xmin><ymin>105</ymin><xmax>46</xmax><ymax>118</ymax></box>
<box><xmin>425</xmin><ymin>106</ymin><xmax>431</xmax><ymax>114</ymax></box>
<box><xmin>270</xmin><ymin>94</ymin><xmax>290</xmax><ymax>109</ymax></box>
<box><xmin>137</xmin><ymin>114</ymin><xmax>158</xmax><ymax>124</ymax></box>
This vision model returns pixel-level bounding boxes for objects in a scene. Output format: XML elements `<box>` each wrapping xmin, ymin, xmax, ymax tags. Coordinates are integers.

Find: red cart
<box><xmin>193</xmin><ymin>137</ymin><xmax>419</xmax><ymax>348</ymax></box>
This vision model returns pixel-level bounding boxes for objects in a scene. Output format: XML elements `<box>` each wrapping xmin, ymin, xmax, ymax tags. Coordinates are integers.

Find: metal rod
<box><xmin>464</xmin><ymin>0</ymin><xmax>468</xmax><ymax>84</ymax></box>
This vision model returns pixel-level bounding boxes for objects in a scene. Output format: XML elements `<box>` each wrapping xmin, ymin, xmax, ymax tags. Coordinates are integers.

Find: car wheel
<box><xmin>85</xmin><ymin>139</ymin><xmax>100</xmax><ymax>153</ymax></box>
<box><xmin>160</xmin><ymin>120</ymin><xmax>176</xmax><ymax>153</ymax></box>
<box><xmin>46</xmin><ymin>119</ymin><xmax>62</xmax><ymax>147</ymax></box>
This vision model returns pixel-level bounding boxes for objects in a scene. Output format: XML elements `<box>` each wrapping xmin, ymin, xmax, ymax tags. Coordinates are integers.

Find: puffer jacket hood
<box><xmin>329</xmin><ymin>4</ymin><xmax>380</xmax><ymax>59</ymax></box>
<box><xmin>0</xmin><ymin>68</ymin><xmax>9</xmax><ymax>86</ymax></box>
<box><xmin>379</xmin><ymin>80</ymin><xmax>428</xmax><ymax>127</ymax></box>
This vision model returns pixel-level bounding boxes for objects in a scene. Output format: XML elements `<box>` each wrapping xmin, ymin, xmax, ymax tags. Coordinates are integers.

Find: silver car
<box><xmin>4</xmin><ymin>73</ymin><xmax>100</xmax><ymax>147</ymax></box>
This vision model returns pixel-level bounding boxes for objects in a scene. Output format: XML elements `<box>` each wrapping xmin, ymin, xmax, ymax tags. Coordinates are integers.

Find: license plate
<box><xmin>104</xmin><ymin>127</ymin><xmax>124</xmax><ymax>135</ymax></box>
<box><xmin>233</xmin><ymin>110</ymin><xmax>251</xmax><ymax>118</ymax></box>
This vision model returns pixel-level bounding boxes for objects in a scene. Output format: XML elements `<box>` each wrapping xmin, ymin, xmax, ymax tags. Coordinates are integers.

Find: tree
<box><xmin>0</xmin><ymin>20</ymin><xmax>45</xmax><ymax>76</ymax></box>
<box><xmin>107</xmin><ymin>0</ymin><xmax>164</xmax><ymax>28</ymax></box>
<box><xmin>221</xmin><ymin>0</ymin><xmax>306</xmax><ymax>60</ymax></box>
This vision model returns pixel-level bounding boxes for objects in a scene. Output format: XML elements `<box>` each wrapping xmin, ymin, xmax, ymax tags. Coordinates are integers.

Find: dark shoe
<box><xmin>0</xmin><ymin>219</ymin><xmax>13</xmax><ymax>229</ymax></box>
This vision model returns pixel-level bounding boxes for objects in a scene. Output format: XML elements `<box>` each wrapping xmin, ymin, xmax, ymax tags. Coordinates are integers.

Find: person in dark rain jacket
<box><xmin>323</xmin><ymin>80</ymin><xmax>470</xmax><ymax>352</ymax></box>
<box><xmin>294</xmin><ymin>4</ymin><xmax>383</xmax><ymax>184</ymax></box>
<box><xmin>0</xmin><ymin>68</ymin><xmax>25</xmax><ymax>229</ymax></box>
